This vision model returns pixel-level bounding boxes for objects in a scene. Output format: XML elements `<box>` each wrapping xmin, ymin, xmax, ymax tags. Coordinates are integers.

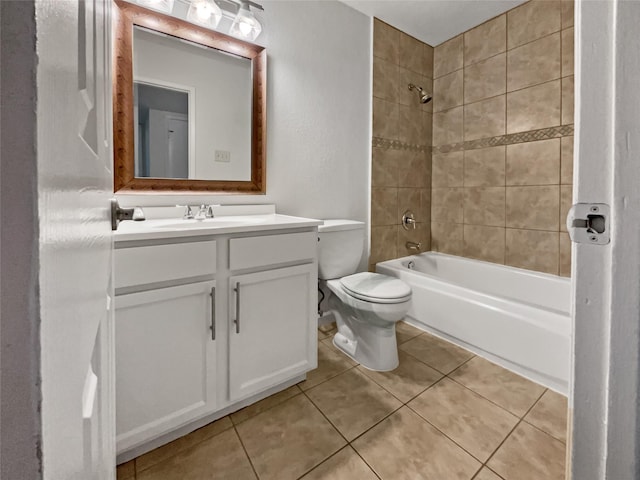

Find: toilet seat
<box><xmin>340</xmin><ymin>272</ymin><xmax>411</xmax><ymax>304</ymax></box>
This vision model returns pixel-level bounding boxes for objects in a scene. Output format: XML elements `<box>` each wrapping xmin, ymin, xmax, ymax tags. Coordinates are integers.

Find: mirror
<box><xmin>113</xmin><ymin>0</ymin><xmax>266</xmax><ymax>193</ymax></box>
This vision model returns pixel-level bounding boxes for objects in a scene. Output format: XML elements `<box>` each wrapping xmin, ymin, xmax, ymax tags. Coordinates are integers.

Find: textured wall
<box><xmin>430</xmin><ymin>0</ymin><xmax>574</xmax><ymax>276</ymax></box>
<box><xmin>370</xmin><ymin>19</ymin><xmax>433</xmax><ymax>270</ymax></box>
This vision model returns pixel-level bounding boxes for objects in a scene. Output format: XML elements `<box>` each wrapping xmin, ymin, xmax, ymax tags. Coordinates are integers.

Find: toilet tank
<box><xmin>318</xmin><ymin>220</ymin><xmax>365</xmax><ymax>280</ymax></box>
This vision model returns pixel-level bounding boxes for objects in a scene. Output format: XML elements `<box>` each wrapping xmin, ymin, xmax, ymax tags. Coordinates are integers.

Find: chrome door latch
<box><xmin>566</xmin><ymin>203</ymin><xmax>610</xmax><ymax>245</ymax></box>
<box><xmin>111</xmin><ymin>198</ymin><xmax>145</xmax><ymax>231</ymax></box>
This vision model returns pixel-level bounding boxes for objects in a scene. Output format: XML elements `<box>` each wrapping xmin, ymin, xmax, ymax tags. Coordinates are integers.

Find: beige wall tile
<box><xmin>399</xmin><ymin>32</ymin><xmax>424</xmax><ymax>73</ymax></box>
<box><xmin>464</xmin><ymin>95</ymin><xmax>506</xmax><ymax>141</ymax></box>
<box><xmin>507</xmin><ymin>80</ymin><xmax>561</xmax><ymax>133</ymax></box>
<box><xmin>421</xmin><ymin>189</ymin><xmax>432</xmax><ymax>225</ymax></box>
<box><xmin>464</xmin><ymin>54</ymin><xmax>506</xmax><ymax>104</ymax></box>
<box><xmin>434</xmin><ymin>69</ymin><xmax>464</xmax><ymax>112</ymax></box>
<box><xmin>506</xmin><ymin>138</ymin><xmax>560</xmax><ymax>185</ymax></box>
<box><xmin>432</xmin><ymin>151</ymin><xmax>463</xmax><ymax>187</ymax></box>
<box><xmin>398</xmin><ymin>105</ymin><xmax>425</xmax><ymax>144</ymax></box>
<box><xmin>507</xmin><ymin>33</ymin><xmax>561</xmax><ymax>92</ymax></box>
<box><xmin>434</xmin><ymin>35</ymin><xmax>463</xmax><ymax>78</ymax></box>
<box><xmin>433</xmin><ymin>106</ymin><xmax>463</xmax><ymax>146</ymax></box>
<box><xmin>463</xmin><ymin>225</ymin><xmax>506</xmax><ymax>264</ymax></box>
<box><xmin>373</xmin><ymin>18</ymin><xmax>399</xmax><ymax>64</ymax></box>
<box><xmin>372</xmin><ymin>98</ymin><xmax>399</xmax><ymax>139</ymax></box>
<box><xmin>373</xmin><ymin>56</ymin><xmax>399</xmax><ymax>103</ymax></box>
<box><xmin>559</xmin><ymin>232</ymin><xmax>571</xmax><ymax>276</ymax></box>
<box><xmin>561</xmin><ymin>0</ymin><xmax>574</xmax><ymax>28</ymax></box>
<box><xmin>464</xmin><ymin>187</ymin><xmax>506</xmax><ymax>227</ymax></box>
<box><xmin>399</xmin><ymin>68</ymin><xmax>429</xmax><ymax>107</ymax></box>
<box><xmin>560</xmin><ymin>185</ymin><xmax>572</xmax><ymax>232</ymax></box>
<box><xmin>506</xmin><ymin>185</ymin><xmax>560</xmax><ymax>230</ymax></box>
<box><xmin>399</xmin><ymin>151</ymin><xmax>429</xmax><ymax>188</ymax></box>
<box><xmin>464</xmin><ymin>146</ymin><xmax>506</xmax><ymax>187</ymax></box>
<box><xmin>507</xmin><ymin>0</ymin><xmax>562</xmax><ymax>49</ymax></box>
<box><xmin>464</xmin><ymin>15</ymin><xmax>506</xmax><ymax>66</ymax></box>
<box><xmin>431</xmin><ymin>222</ymin><xmax>464</xmax><ymax>255</ymax></box>
<box><xmin>432</xmin><ymin>188</ymin><xmax>464</xmax><ymax>223</ymax></box>
<box><xmin>562</xmin><ymin>27</ymin><xmax>574</xmax><ymax>77</ymax></box>
<box><xmin>562</xmin><ymin>75</ymin><xmax>574</xmax><ymax>124</ymax></box>
<box><xmin>372</xmin><ymin>147</ymin><xmax>400</xmax><ymax>187</ymax></box>
<box><xmin>560</xmin><ymin>136</ymin><xmax>574</xmax><ymax>184</ymax></box>
<box><xmin>398</xmin><ymin>223</ymin><xmax>430</xmax><ymax>256</ymax></box>
<box><xmin>370</xmin><ymin>225</ymin><xmax>398</xmax><ymax>263</ymax></box>
<box><xmin>371</xmin><ymin>187</ymin><xmax>398</xmax><ymax>226</ymax></box>
<box><xmin>398</xmin><ymin>188</ymin><xmax>425</xmax><ymax>222</ymax></box>
<box><xmin>423</xmin><ymin>44</ymin><xmax>434</xmax><ymax>79</ymax></box>
<box><xmin>423</xmin><ymin>111</ymin><xmax>433</xmax><ymax>145</ymax></box>
<box><xmin>506</xmin><ymin>229</ymin><xmax>560</xmax><ymax>274</ymax></box>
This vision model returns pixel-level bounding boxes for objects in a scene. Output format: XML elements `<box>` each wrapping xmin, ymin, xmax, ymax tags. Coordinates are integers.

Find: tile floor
<box><xmin>117</xmin><ymin>322</ymin><xmax>568</xmax><ymax>480</ymax></box>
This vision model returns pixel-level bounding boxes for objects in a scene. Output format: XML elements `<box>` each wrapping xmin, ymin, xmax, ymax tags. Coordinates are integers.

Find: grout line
<box><xmin>232</xmin><ymin>425</ymin><xmax>261</xmax><ymax>480</ymax></box>
<box><xmin>521</xmin><ymin>417</ymin><xmax>568</xmax><ymax>445</ymax></box>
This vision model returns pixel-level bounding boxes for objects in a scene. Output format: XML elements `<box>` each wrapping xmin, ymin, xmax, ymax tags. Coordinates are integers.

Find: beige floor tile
<box><xmin>524</xmin><ymin>389</ymin><xmax>568</xmax><ymax>443</ymax></box>
<box><xmin>409</xmin><ymin>378</ymin><xmax>519</xmax><ymax>461</ymax></box>
<box><xmin>488</xmin><ymin>422</ymin><xmax>566</xmax><ymax>480</ymax></box>
<box><xmin>299</xmin><ymin>342</ymin><xmax>356</xmax><ymax>391</ymax></box>
<box><xmin>396</xmin><ymin>321</ymin><xmax>423</xmax><ymax>344</ymax></box>
<box><xmin>117</xmin><ymin>460</ymin><xmax>135</xmax><ymax>480</ymax></box>
<box><xmin>231</xmin><ymin>385</ymin><xmax>302</xmax><ymax>425</ymax></box>
<box><xmin>137</xmin><ymin>428</ymin><xmax>256</xmax><ymax>480</ymax></box>
<box><xmin>300</xmin><ymin>446</ymin><xmax>378</xmax><ymax>480</ymax></box>
<box><xmin>306</xmin><ymin>369</ymin><xmax>402</xmax><ymax>441</ymax></box>
<box><xmin>321</xmin><ymin>337</ymin><xmax>359</xmax><ymax>364</ymax></box>
<box><xmin>449</xmin><ymin>357</ymin><xmax>545</xmax><ymax>417</ymax></box>
<box><xmin>318</xmin><ymin>322</ymin><xmax>337</xmax><ymax>340</ymax></box>
<box><xmin>353</xmin><ymin>407</ymin><xmax>481</xmax><ymax>480</ymax></box>
<box><xmin>236</xmin><ymin>394</ymin><xmax>345</xmax><ymax>480</ymax></box>
<box><xmin>357</xmin><ymin>351</ymin><xmax>443</xmax><ymax>403</ymax></box>
<box><xmin>399</xmin><ymin>333</ymin><xmax>474</xmax><ymax>374</ymax></box>
<box><xmin>474</xmin><ymin>467</ymin><xmax>503</xmax><ymax>480</ymax></box>
<box><xmin>135</xmin><ymin>416</ymin><xmax>233</xmax><ymax>473</ymax></box>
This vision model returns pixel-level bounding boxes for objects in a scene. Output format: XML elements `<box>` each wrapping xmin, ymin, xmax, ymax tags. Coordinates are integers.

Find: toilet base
<box><xmin>332</xmin><ymin>323</ymin><xmax>399</xmax><ymax>372</ymax></box>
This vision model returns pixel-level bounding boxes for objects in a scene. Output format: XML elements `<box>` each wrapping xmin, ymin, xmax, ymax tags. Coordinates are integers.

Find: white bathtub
<box><xmin>377</xmin><ymin>252</ymin><xmax>571</xmax><ymax>394</ymax></box>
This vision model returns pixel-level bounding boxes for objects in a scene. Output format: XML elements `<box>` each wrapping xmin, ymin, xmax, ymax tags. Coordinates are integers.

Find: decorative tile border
<box><xmin>373</xmin><ymin>124</ymin><xmax>574</xmax><ymax>155</ymax></box>
<box><xmin>371</xmin><ymin>137</ymin><xmax>430</xmax><ymax>153</ymax></box>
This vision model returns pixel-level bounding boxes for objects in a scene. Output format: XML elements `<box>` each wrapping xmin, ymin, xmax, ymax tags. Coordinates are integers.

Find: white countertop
<box><xmin>115</xmin><ymin>213</ymin><xmax>323</xmax><ymax>242</ymax></box>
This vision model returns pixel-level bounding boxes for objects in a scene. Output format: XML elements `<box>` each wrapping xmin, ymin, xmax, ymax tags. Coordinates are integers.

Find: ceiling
<box><xmin>341</xmin><ymin>0</ymin><xmax>527</xmax><ymax>46</ymax></box>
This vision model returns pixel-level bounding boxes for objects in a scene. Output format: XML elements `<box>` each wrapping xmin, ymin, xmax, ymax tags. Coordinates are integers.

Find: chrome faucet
<box><xmin>194</xmin><ymin>204</ymin><xmax>216</xmax><ymax>220</ymax></box>
<box><xmin>182</xmin><ymin>205</ymin><xmax>194</xmax><ymax>220</ymax></box>
<box><xmin>406</xmin><ymin>241</ymin><xmax>422</xmax><ymax>251</ymax></box>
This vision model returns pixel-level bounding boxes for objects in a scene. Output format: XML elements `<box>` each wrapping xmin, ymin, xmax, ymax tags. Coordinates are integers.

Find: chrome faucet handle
<box><xmin>206</xmin><ymin>205</ymin><xmax>215</xmax><ymax>218</ymax></box>
<box><xmin>402</xmin><ymin>210</ymin><xmax>417</xmax><ymax>230</ymax></box>
<box><xmin>179</xmin><ymin>205</ymin><xmax>194</xmax><ymax>219</ymax></box>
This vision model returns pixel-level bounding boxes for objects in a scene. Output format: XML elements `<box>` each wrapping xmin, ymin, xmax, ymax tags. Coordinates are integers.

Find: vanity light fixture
<box><xmin>136</xmin><ymin>0</ymin><xmax>175</xmax><ymax>14</ymax></box>
<box><xmin>229</xmin><ymin>0</ymin><xmax>263</xmax><ymax>41</ymax></box>
<box><xmin>187</xmin><ymin>0</ymin><xmax>222</xmax><ymax>28</ymax></box>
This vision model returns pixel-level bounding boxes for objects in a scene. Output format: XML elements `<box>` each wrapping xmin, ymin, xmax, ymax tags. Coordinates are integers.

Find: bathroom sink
<box><xmin>152</xmin><ymin>216</ymin><xmax>269</xmax><ymax>230</ymax></box>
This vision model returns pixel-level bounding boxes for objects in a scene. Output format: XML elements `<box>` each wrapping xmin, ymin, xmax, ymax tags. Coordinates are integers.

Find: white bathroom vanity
<box><xmin>114</xmin><ymin>205</ymin><xmax>321</xmax><ymax>461</ymax></box>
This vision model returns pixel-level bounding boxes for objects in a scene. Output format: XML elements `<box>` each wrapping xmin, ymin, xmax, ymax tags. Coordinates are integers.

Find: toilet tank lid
<box><xmin>319</xmin><ymin>219</ymin><xmax>365</xmax><ymax>232</ymax></box>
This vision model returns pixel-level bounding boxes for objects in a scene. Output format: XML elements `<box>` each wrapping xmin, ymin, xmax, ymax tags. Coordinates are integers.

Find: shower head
<box><xmin>408</xmin><ymin>83</ymin><xmax>432</xmax><ymax>104</ymax></box>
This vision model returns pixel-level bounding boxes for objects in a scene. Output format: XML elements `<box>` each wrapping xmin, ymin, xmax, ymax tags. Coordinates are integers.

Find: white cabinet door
<box><xmin>115</xmin><ymin>281</ymin><xmax>217</xmax><ymax>452</ymax></box>
<box><xmin>229</xmin><ymin>264</ymin><xmax>317</xmax><ymax>401</ymax></box>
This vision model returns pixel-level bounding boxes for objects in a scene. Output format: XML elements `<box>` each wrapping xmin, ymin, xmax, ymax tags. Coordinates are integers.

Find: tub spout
<box><xmin>406</xmin><ymin>241</ymin><xmax>422</xmax><ymax>251</ymax></box>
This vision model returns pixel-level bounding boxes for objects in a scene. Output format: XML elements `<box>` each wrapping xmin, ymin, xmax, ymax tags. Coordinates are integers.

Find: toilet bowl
<box><xmin>318</xmin><ymin>220</ymin><xmax>412</xmax><ymax>371</ymax></box>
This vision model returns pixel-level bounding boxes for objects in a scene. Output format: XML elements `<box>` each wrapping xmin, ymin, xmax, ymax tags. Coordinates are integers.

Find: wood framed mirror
<box><xmin>113</xmin><ymin>0</ymin><xmax>266</xmax><ymax>193</ymax></box>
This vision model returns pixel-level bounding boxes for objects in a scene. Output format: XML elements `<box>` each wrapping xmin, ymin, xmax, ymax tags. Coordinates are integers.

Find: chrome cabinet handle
<box><xmin>209</xmin><ymin>287</ymin><xmax>216</xmax><ymax>341</ymax></box>
<box><xmin>233</xmin><ymin>282</ymin><xmax>240</xmax><ymax>334</ymax></box>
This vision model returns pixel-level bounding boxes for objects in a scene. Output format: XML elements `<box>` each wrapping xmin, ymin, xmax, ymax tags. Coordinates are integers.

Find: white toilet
<box><xmin>318</xmin><ymin>220</ymin><xmax>412</xmax><ymax>371</ymax></box>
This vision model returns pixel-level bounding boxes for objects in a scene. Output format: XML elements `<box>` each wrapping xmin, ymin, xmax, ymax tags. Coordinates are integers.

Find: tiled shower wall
<box><xmin>430</xmin><ymin>0</ymin><xmax>574</xmax><ymax>276</ymax></box>
<box><xmin>369</xmin><ymin>19</ymin><xmax>433</xmax><ymax>271</ymax></box>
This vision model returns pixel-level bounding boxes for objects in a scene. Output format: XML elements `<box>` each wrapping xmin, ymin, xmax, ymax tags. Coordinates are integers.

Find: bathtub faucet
<box><xmin>406</xmin><ymin>241</ymin><xmax>421</xmax><ymax>251</ymax></box>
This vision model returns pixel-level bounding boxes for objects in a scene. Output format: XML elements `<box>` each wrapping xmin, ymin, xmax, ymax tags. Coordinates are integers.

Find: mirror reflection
<box><xmin>133</xmin><ymin>26</ymin><xmax>252</xmax><ymax>181</ymax></box>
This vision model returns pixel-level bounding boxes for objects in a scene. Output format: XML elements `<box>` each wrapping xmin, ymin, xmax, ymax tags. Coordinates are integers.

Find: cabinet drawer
<box><xmin>229</xmin><ymin>232</ymin><xmax>316</xmax><ymax>270</ymax></box>
<box><xmin>116</xmin><ymin>240</ymin><xmax>216</xmax><ymax>289</ymax></box>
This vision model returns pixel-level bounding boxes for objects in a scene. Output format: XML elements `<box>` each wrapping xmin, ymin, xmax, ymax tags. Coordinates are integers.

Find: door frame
<box><xmin>571</xmin><ymin>0</ymin><xmax>640</xmax><ymax>478</ymax></box>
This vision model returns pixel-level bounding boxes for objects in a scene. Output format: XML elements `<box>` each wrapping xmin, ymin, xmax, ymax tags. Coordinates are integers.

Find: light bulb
<box><xmin>230</xmin><ymin>3</ymin><xmax>262</xmax><ymax>41</ymax></box>
<box><xmin>187</xmin><ymin>0</ymin><xmax>222</xmax><ymax>28</ymax></box>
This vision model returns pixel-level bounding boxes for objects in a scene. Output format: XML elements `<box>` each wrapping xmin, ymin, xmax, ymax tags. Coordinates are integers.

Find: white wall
<box><xmin>118</xmin><ymin>1</ymin><xmax>372</xmax><ymax>227</ymax></box>
<box><xmin>134</xmin><ymin>28</ymin><xmax>252</xmax><ymax>181</ymax></box>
